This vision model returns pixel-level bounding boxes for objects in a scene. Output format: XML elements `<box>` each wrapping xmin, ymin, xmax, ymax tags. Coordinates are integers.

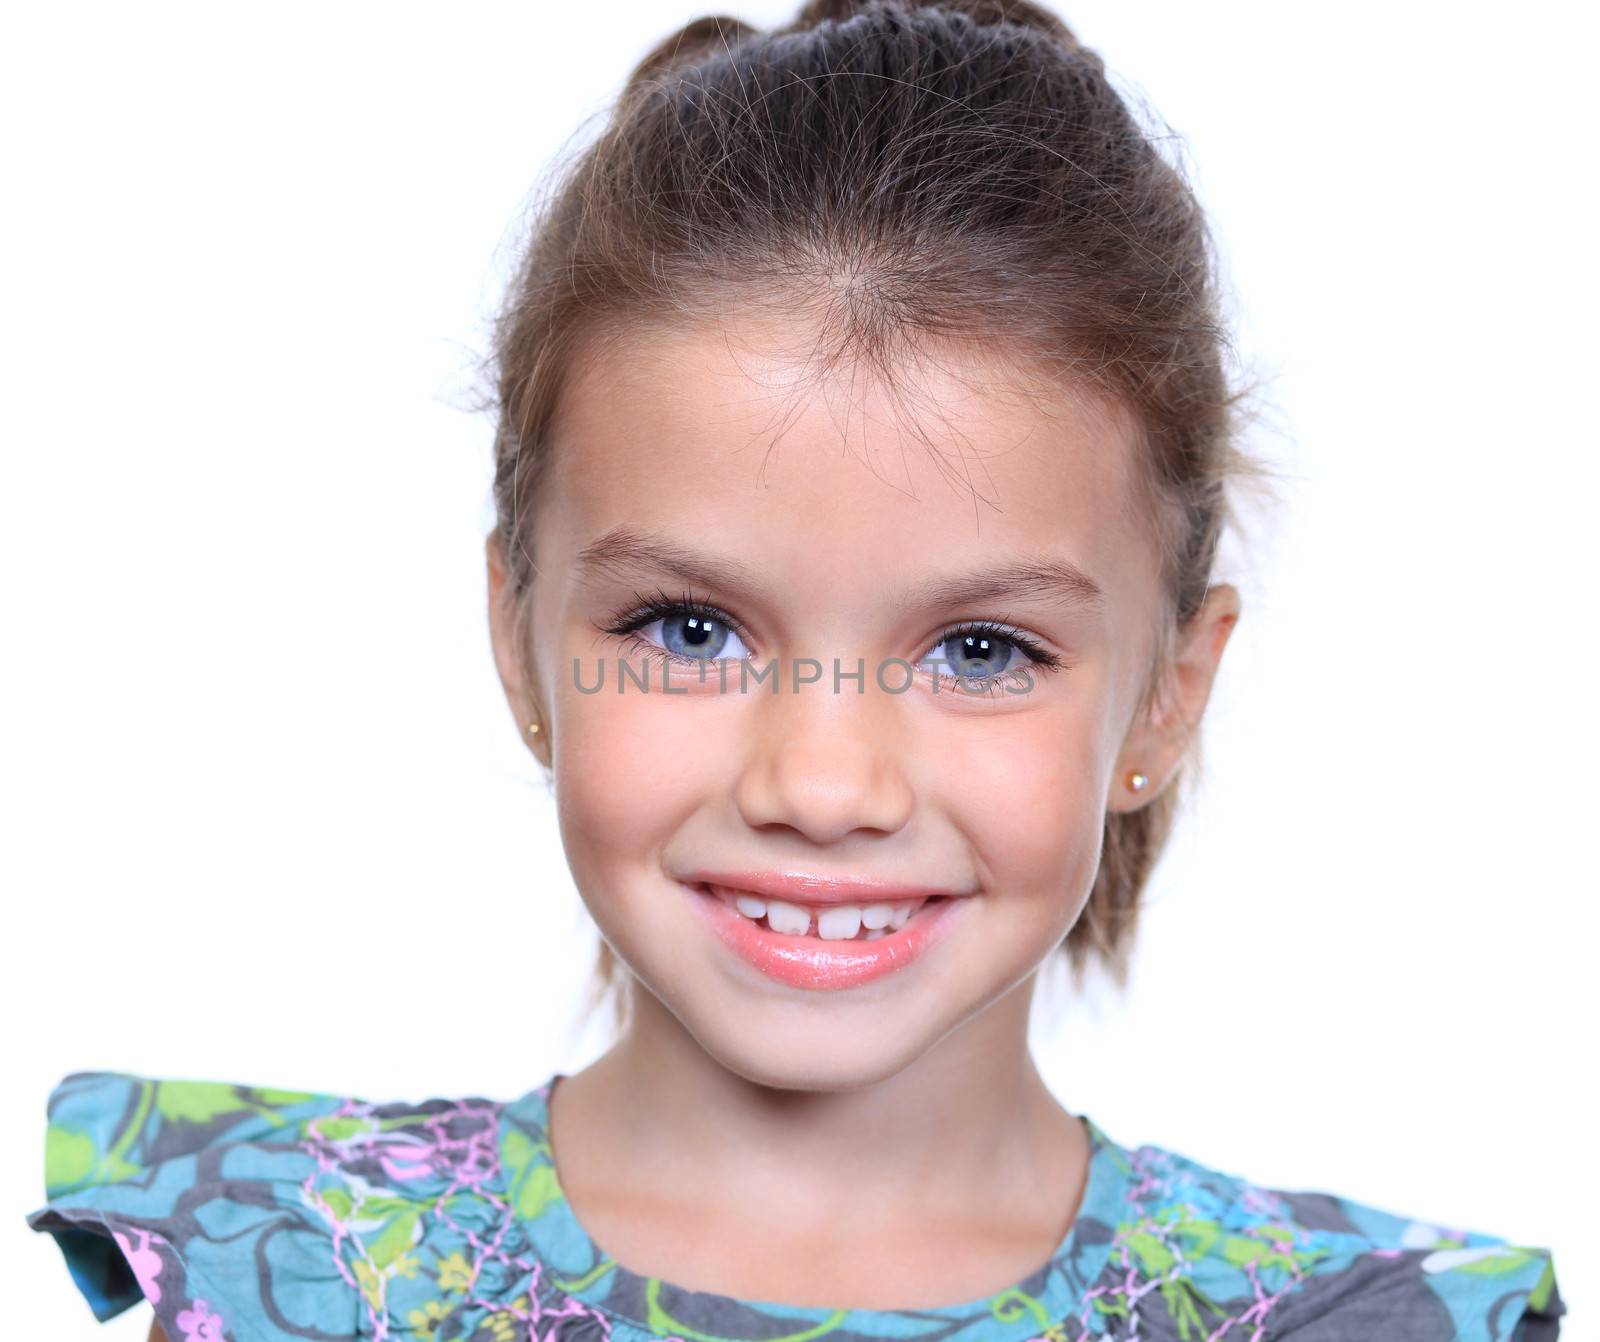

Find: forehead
<box><xmin>538</xmin><ymin>315</ymin><xmax>1156</xmax><ymax>614</ymax></box>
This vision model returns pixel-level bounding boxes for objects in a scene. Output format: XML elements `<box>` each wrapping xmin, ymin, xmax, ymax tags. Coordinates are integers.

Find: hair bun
<box><xmin>624</xmin><ymin>14</ymin><xmax>763</xmax><ymax>89</ymax></box>
<box><xmin>789</xmin><ymin>0</ymin><xmax>1078</xmax><ymax>48</ymax></box>
<box><xmin>625</xmin><ymin>1</ymin><xmax>1078</xmax><ymax>94</ymax></box>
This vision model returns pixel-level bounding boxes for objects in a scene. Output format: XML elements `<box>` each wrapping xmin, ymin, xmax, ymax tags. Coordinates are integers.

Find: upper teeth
<box><xmin>711</xmin><ymin>886</ymin><xmax>926</xmax><ymax>939</ymax></box>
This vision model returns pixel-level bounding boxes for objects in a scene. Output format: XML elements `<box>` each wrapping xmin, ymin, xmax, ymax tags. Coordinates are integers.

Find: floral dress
<box><xmin>27</xmin><ymin>1071</ymin><xmax>1564</xmax><ymax>1341</ymax></box>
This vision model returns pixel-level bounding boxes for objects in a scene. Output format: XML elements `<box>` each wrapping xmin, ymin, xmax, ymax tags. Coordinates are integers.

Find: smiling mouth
<box><xmin>693</xmin><ymin>882</ymin><xmax>949</xmax><ymax>942</ymax></box>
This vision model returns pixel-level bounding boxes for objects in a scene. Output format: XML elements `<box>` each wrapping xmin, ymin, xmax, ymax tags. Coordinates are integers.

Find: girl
<box><xmin>27</xmin><ymin>1</ymin><xmax>1564</xmax><ymax>1339</ymax></box>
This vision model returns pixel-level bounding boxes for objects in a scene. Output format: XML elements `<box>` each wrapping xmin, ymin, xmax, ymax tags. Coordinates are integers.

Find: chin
<box><xmin>682</xmin><ymin>1019</ymin><xmax>949</xmax><ymax>1095</ymax></box>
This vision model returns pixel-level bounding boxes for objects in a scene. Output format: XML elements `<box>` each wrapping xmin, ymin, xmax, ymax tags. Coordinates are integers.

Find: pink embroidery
<box><xmin>377</xmin><ymin>1137</ymin><xmax>437</xmax><ymax>1183</ymax></box>
<box><xmin>301</xmin><ymin>1097</ymin><xmax>536</xmax><ymax>1342</ymax></box>
<box><xmin>112</xmin><ymin>1227</ymin><xmax>164</xmax><ymax>1306</ymax></box>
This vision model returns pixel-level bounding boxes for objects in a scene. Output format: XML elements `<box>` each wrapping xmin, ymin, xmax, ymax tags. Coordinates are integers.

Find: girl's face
<box><xmin>489</xmin><ymin>315</ymin><xmax>1237</xmax><ymax>1090</ymax></box>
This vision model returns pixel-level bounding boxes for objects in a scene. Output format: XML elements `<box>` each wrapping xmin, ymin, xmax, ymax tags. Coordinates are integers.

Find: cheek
<box><xmin>550</xmin><ymin>689</ymin><xmax>722</xmax><ymax>880</ymax></box>
<box><xmin>938</xmin><ymin>700</ymin><xmax>1108</xmax><ymax>904</ymax></box>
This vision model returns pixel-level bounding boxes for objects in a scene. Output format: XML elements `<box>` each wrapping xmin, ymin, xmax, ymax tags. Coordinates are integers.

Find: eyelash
<box><xmin>597</xmin><ymin>588</ymin><xmax>1066</xmax><ymax>697</ymax></box>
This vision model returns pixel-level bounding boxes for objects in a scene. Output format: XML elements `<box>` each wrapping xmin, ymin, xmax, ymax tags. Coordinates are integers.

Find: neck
<box><xmin>547</xmin><ymin>977</ymin><xmax>1089</xmax><ymax>1248</ymax></box>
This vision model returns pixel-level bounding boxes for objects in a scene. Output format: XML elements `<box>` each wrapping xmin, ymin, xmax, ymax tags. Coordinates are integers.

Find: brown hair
<box><xmin>486</xmin><ymin>0</ymin><xmax>1277</xmax><ymax>1033</ymax></box>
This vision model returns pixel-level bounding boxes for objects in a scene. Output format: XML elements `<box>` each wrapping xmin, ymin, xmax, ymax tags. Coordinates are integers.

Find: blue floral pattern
<box><xmin>28</xmin><ymin>1072</ymin><xmax>1564</xmax><ymax>1340</ymax></box>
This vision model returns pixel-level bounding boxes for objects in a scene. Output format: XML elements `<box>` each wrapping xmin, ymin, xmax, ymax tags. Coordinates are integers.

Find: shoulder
<box><xmin>1082</xmin><ymin>1131</ymin><xmax>1565</xmax><ymax>1340</ymax></box>
<box><xmin>26</xmin><ymin>1070</ymin><xmax>540</xmax><ymax>1342</ymax></box>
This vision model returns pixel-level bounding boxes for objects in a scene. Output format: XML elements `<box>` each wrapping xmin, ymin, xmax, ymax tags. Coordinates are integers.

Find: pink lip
<box><xmin>676</xmin><ymin>870</ymin><xmax>970</xmax><ymax>906</ymax></box>
<box><xmin>682</xmin><ymin>881</ymin><xmax>969</xmax><ymax>991</ymax></box>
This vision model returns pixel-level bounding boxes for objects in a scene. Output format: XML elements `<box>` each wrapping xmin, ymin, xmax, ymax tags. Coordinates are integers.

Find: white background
<box><xmin>3</xmin><ymin>2</ymin><xmax>1593</xmax><ymax>1334</ymax></box>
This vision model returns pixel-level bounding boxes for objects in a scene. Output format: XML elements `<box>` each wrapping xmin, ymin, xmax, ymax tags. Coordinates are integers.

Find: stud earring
<box><xmin>1126</xmin><ymin>770</ymin><xmax>1149</xmax><ymax>793</ymax></box>
<box><xmin>527</xmin><ymin>721</ymin><xmax>542</xmax><ymax>735</ymax></box>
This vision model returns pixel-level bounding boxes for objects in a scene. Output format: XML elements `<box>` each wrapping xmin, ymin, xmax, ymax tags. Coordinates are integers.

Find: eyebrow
<box><xmin>902</xmin><ymin>559</ymin><xmax>1105</xmax><ymax>614</ymax></box>
<box><xmin>575</xmin><ymin>525</ymin><xmax>1106</xmax><ymax>615</ymax></box>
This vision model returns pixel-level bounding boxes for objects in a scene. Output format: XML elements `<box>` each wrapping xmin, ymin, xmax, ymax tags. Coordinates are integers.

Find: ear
<box><xmin>1107</xmin><ymin>582</ymin><xmax>1240</xmax><ymax>812</ymax></box>
<box><xmin>486</xmin><ymin>530</ymin><xmax>551</xmax><ymax>767</ymax></box>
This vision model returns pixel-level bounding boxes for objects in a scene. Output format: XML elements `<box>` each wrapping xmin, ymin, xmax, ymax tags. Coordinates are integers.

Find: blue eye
<box><xmin>927</xmin><ymin>629</ymin><xmax>1028</xmax><ymax>681</ymax></box>
<box><xmin>601</xmin><ymin>594</ymin><xmax>755</xmax><ymax>668</ymax></box>
<box><xmin>643</xmin><ymin>609</ymin><xmax>752</xmax><ymax>663</ymax></box>
<box><xmin>920</xmin><ymin>623</ymin><xmax>1055</xmax><ymax>693</ymax></box>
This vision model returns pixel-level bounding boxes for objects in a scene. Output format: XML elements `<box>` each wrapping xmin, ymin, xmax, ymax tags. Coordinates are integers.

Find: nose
<box><xmin>732</xmin><ymin>676</ymin><xmax>915</xmax><ymax>844</ymax></box>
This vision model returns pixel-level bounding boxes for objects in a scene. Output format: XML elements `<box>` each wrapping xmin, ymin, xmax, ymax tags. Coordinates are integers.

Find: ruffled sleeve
<box><xmin>1258</xmin><ymin>1187</ymin><xmax>1567</xmax><ymax>1340</ymax></box>
<box><xmin>1086</xmin><ymin>1140</ymin><xmax>1566</xmax><ymax>1341</ymax></box>
<box><xmin>26</xmin><ymin>1070</ymin><xmax>363</xmax><ymax>1342</ymax></box>
<box><xmin>1416</xmin><ymin>1239</ymin><xmax>1564</xmax><ymax>1340</ymax></box>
